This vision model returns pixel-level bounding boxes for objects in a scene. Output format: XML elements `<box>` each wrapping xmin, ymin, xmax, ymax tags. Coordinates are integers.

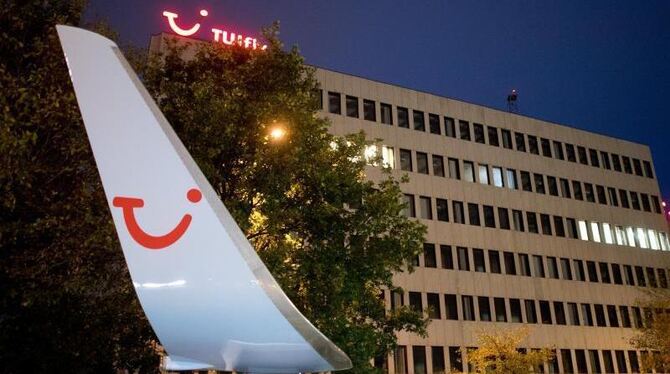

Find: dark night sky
<box><xmin>85</xmin><ymin>0</ymin><xmax>670</xmax><ymax>197</ymax></box>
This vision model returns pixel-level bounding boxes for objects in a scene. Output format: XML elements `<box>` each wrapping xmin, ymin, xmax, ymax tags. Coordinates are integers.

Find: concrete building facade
<box><xmin>316</xmin><ymin>68</ymin><xmax>670</xmax><ymax>374</ymax></box>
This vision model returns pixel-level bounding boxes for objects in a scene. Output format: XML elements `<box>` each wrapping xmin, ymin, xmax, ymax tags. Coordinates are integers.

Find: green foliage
<box><xmin>460</xmin><ymin>328</ymin><xmax>554</xmax><ymax>374</ymax></box>
<box><xmin>631</xmin><ymin>288</ymin><xmax>670</xmax><ymax>373</ymax></box>
<box><xmin>137</xmin><ymin>26</ymin><xmax>428</xmax><ymax>373</ymax></box>
<box><xmin>0</xmin><ymin>1</ymin><xmax>159</xmax><ymax>372</ymax></box>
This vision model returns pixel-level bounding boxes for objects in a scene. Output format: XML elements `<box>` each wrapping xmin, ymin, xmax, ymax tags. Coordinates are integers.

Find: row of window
<box><xmin>416</xmin><ymin>243</ymin><xmax>670</xmax><ymax>289</ymax></box>
<box><xmin>322</xmin><ymin>91</ymin><xmax>656</xmax><ymax>181</ymax></box>
<box><xmin>390</xmin><ymin>290</ymin><xmax>662</xmax><ymax>331</ymax></box>
<box><xmin>387</xmin><ymin>344</ymin><xmax>658</xmax><ymax>374</ymax></box>
<box><xmin>402</xmin><ymin>194</ymin><xmax>670</xmax><ymax>251</ymax></box>
<box><xmin>391</xmin><ymin>147</ymin><xmax>662</xmax><ymax>215</ymax></box>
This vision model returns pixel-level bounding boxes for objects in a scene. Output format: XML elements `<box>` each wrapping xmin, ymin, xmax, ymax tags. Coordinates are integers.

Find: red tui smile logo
<box><xmin>112</xmin><ymin>188</ymin><xmax>202</xmax><ymax>250</ymax></box>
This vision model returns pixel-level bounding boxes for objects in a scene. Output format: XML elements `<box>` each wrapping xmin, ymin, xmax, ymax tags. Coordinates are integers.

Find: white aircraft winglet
<box><xmin>56</xmin><ymin>25</ymin><xmax>352</xmax><ymax>373</ymax></box>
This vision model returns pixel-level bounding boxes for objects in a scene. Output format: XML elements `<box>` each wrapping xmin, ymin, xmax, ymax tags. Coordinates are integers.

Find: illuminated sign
<box><xmin>162</xmin><ymin>9</ymin><xmax>267</xmax><ymax>50</ymax></box>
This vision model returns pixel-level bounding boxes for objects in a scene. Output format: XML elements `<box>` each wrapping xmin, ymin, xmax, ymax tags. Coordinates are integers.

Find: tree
<box><xmin>631</xmin><ymin>288</ymin><xmax>670</xmax><ymax>373</ymax></box>
<box><xmin>136</xmin><ymin>26</ymin><xmax>428</xmax><ymax>373</ymax></box>
<box><xmin>1</xmin><ymin>1</ymin><xmax>160</xmax><ymax>372</ymax></box>
<box><xmin>461</xmin><ymin>327</ymin><xmax>554</xmax><ymax>374</ymax></box>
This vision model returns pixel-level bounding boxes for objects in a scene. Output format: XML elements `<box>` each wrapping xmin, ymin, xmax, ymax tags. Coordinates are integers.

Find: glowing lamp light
<box><xmin>269</xmin><ymin>127</ymin><xmax>286</xmax><ymax>141</ymax></box>
<box><xmin>199</xmin><ymin>9</ymin><xmax>209</xmax><ymax>17</ymax></box>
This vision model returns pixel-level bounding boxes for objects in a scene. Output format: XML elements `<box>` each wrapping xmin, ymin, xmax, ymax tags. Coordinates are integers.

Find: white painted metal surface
<box><xmin>56</xmin><ymin>25</ymin><xmax>351</xmax><ymax>373</ymax></box>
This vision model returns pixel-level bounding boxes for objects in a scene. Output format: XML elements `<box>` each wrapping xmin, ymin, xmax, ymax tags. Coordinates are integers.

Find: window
<box><xmin>541</xmin><ymin>138</ymin><xmax>552</xmax><ymax>157</ymax></box>
<box><xmin>525</xmin><ymin>300</ymin><xmax>537</xmax><ymax>323</ymax></box>
<box><xmin>607</xmin><ymin>305</ymin><xmax>619</xmax><ymax>327</ymax></box>
<box><xmin>628</xmin><ymin>351</ymin><xmax>639</xmax><ymax>373</ymax></box>
<box><xmin>328</xmin><ymin>92</ymin><xmax>341</xmax><ymax>114</ymax></box>
<box><xmin>397</xmin><ymin>107</ymin><xmax>409</xmax><ymax>128</ymax></box>
<box><xmin>630</xmin><ymin>192</ymin><xmax>640</xmax><ymax>210</ymax></box>
<box><xmin>413</xmin><ymin>346</ymin><xmax>426</xmax><ymax>374</ymax></box>
<box><xmin>608</xmin><ymin>187</ymin><xmax>619</xmax><ymax>206</ymax></box>
<box><xmin>512</xmin><ymin>210</ymin><xmax>524</xmax><ymax>232</ymax></box>
<box><xmin>641</xmin><ymin>193</ymin><xmax>651</xmax><ymax>212</ymax></box>
<box><xmin>478</xmin><ymin>297</ymin><xmax>491</xmax><ymax>321</ymax></box>
<box><xmin>403</xmin><ymin>194</ymin><xmax>415</xmax><ymax>217</ymax></box>
<box><xmin>581</xmin><ymin>303</ymin><xmax>594</xmax><ymax>326</ymax></box>
<box><xmin>643</xmin><ymin>160</ymin><xmax>654</xmax><ymax>178</ymax></box>
<box><xmin>409</xmin><ymin>292</ymin><xmax>423</xmax><ymax>313</ymax></box>
<box><xmin>413</xmin><ymin>110</ymin><xmax>425</xmax><ymax>131</ymax></box>
<box><xmin>427</xmin><ymin>293</ymin><xmax>441</xmax><ymax>319</ymax></box>
<box><xmin>599</xmin><ymin>262</ymin><xmax>611</xmax><ymax>284</ymax></box>
<box><xmin>560</xmin><ymin>178</ymin><xmax>571</xmax><ymax>198</ymax></box>
<box><xmin>589</xmin><ymin>148</ymin><xmax>600</xmax><ymax>167</ymax></box>
<box><xmin>492</xmin><ymin>297</ymin><xmax>507</xmax><ymax>322</ymax></box>
<box><xmin>444</xmin><ymin>117</ymin><xmax>456</xmax><ymax>137</ymax></box>
<box><xmin>445</xmin><ymin>294</ymin><xmax>458</xmax><ymax>320</ymax></box>
<box><xmin>423</xmin><ymin>243</ymin><xmax>436</xmax><ymax>268</ymax></box>
<box><xmin>612</xmin><ymin>264</ymin><xmax>623</xmax><ymax>284</ymax></box>
<box><xmin>515</xmin><ymin>132</ymin><xmax>526</xmax><ymax>152</ymax></box>
<box><xmin>462</xmin><ymin>295</ymin><xmax>475</xmax><ymax>321</ymax></box>
<box><xmin>584</xmin><ymin>183</ymin><xmax>595</xmax><ymax>203</ymax></box>
<box><xmin>572</xmin><ymin>181</ymin><xmax>583</xmax><ymax>200</ymax></box>
<box><xmin>498</xmin><ymin>208</ymin><xmax>511</xmax><ymax>230</ymax></box>
<box><xmin>441</xmin><ymin>245</ymin><xmax>453</xmax><ymax>269</ymax></box>
<box><xmin>612</xmin><ymin>154</ymin><xmax>622</xmax><ymax>171</ymax></box>
<box><xmin>577</xmin><ymin>146</ymin><xmax>588</xmax><ymax>164</ymax></box>
<box><xmin>504</xmin><ymin>252</ymin><xmax>516</xmax><ymax>275</ymax></box>
<box><xmin>615</xmin><ymin>350</ymin><xmax>627</xmax><ymax>373</ymax></box>
<box><xmin>620</xmin><ymin>189</ymin><xmax>630</xmax><ymax>208</ymax></box>
<box><xmin>603</xmin><ymin>351</ymin><xmax>615</xmax><ymax>374</ymax></box>
<box><xmin>547</xmin><ymin>257</ymin><xmax>559</xmax><ymax>279</ymax></box>
<box><xmin>488</xmin><ymin>250</ymin><xmax>501</xmax><ymax>274</ymax></box>
<box><xmin>380</xmin><ymin>103</ymin><xmax>392</xmax><ymax>125</ymax></box>
<box><xmin>449</xmin><ymin>347</ymin><xmax>463</xmax><ymax>372</ymax></box>
<box><xmin>478</xmin><ymin>164</ymin><xmax>489</xmax><ymax>185</ymax></box>
<box><xmin>483</xmin><ymin>206</ymin><xmax>495</xmax><ymax>228</ymax></box>
<box><xmin>502</xmin><ymin>129</ymin><xmax>512</xmax><ymax>149</ymax></box>
<box><xmin>623</xmin><ymin>156</ymin><xmax>632</xmax><ymax>173</ymax></box>
<box><xmin>473</xmin><ymin>248</ymin><xmax>486</xmax><ymax>272</ymax></box>
<box><xmin>468</xmin><ymin>203</ymin><xmax>480</xmax><ymax>226</ymax></box>
<box><xmin>632</xmin><ymin>307</ymin><xmax>643</xmax><ymax>328</ymax></box>
<box><xmin>647</xmin><ymin>267</ymin><xmax>657</xmax><ymax>288</ymax></box>
<box><xmin>473</xmin><ymin>123</ymin><xmax>485</xmax><ymax>143</ymax></box>
<box><xmin>436</xmin><ymin>198</ymin><xmax>449</xmax><ymax>222</ymax></box>
<box><xmin>419</xmin><ymin>196</ymin><xmax>433</xmax><ymax>219</ymax></box>
<box><xmin>568</xmin><ymin>303</ymin><xmax>580</xmax><ymax>325</ymax></box>
<box><xmin>534</xmin><ymin>173</ymin><xmax>545</xmax><ymax>194</ymax></box>
<box><xmin>428</xmin><ymin>113</ymin><xmax>440</xmax><ymax>134</ymax></box>
<box><xmin>624</xmin><ymin>265</ymin><xmax>635</xmax><ymax>286</ymax></box>
<box><xmin>633</xmin><ymin>158</ymin><xmax>643</xmax><ymax>176</ymax></box>
<box><xmin>459</xmin><ymin>120</ymin><xmax>470</xmax><ymax>140</ymax></box>
<box><xmin>492</xmin><ymin>167</ymin><xmax>504</xmax><ymax>187</ymax></box>
<box><xmin>658</xmin><ymin>269</ymin><xmax>668</xmax><ymax>288</ymax></box>
<box><xmin>453</xmin><ymin>201</ymin><xmax>465</xmax><ymax>224</ymax></box>
<box><xmin>596</xmin><ymin>185</ymin><xmax>607</xmax><ymax>205</ymax></box>
<box><xmin>554</xmin><ymin>302</ymin><xmax>566</xmax><ymax>325</ymax></box>
<box><xmin>432</xmin><ymin>347</ymin><xmax>445</xmax><ymax>374</ymax></box>
<box><xmin>540</xmin><ymin>214</ymin><xmax>552</xmax><ymax>235</ymax></box>
<box><xmin>463</xmin><ymin>161</ymin><xmax>475</xmax><ymax>182</ymax></box>
<box><xmin>554</xmin><ymin>216</ymin><xmax>565</xmax><ymax>237</ymax></box>
<box><xmin>520</xmin><ymin>171</ymin><xmax>532</xmax><ymax>192</ymax></box>
<box><xmin>527</xmin><ymin>212</ymin><xmax>538</xmax><ymax>233</ymax></box>
<box><xmin>487</xmin><ymin>126</ymin><xmax>499</xmax><ymax>146</ymax></box>
<box><xmin>573</xmin><ymin>260</ymin><xmax>586</xmax><ymax>282</ymax></box>
<box><xmin>414</xmin><ymin>152</ymin><xmax>428</xmax><ymax>174</ymax></box>
<box><xmin>547</xmin><ymin>176</ymin><xmax>558</xmax><ymax>196</ymax></box>
<box><xmin>363</xmin><ymin>99</ymin><xmax>376</xmax><ymax>121</ymax></box>
<box><xmin>587</xmin><ymin>261</ymin><xmax>598</xmax><ymax>282</ymax></box>
<box><xmin>346</xmin><ymin>95</ymin><xmax>359</xmax><ymax>117</ymax></box>
<box><xmin>588</xmin><ymin>350</ymin><xmax>602</xmax><ymax>373</ymax></box>
<box><xmin>601</xmin><ymin>151</ymin><xmax>611</xmax><ymax>169</ymax></box>
<box><xmin>560</xmin><ymin>258</ymin><xmax>572</xmax><ymax>280</ymax></box>
<box><xmin>506</xmin><ymin>169</ymin><xmax>517</xmax><ymax>190</ymax></box>
<box><xmin>510</xmin><ymin>299</ymin><xmax>523</xmax><ymax>322</ymax></box>
<box><xmin>395</xmin><ymin>346</ymin><xmax>408</xmax><ymax>374</ymax></box>
<box><xmin>594</xmin><ymin>304</ymin><xmax>607</xmax><ymax>326</ymax></box>
<box><xmin>553</xmin><ymin>141</ymin><xmax>564</xmax><ymax>159</ymax></box>
<box><xmin>519</xmin><ymin>254</ymin><xmax>531</xmax><ymax>276</ymax></box>
<box><xmin>457</xmin><ymin>247</ymin><xmax>470</xmax><ymax>271</ymax></box>
<box><xmin>391</xmin><ymin>290</ymin><xmax>404</xmax><ymax>309</ymax></box>
<box><xmin>566</xmin><ymin>143</ymin><xmax>576</xmax><ymax>161</ymax></box>
<box><xmin>399</xmin><ymin>149</ymin><xmax>412</xmax><ymax>171</ymax></box>
<box><xmin>561</xmin><ymin>350</ymin><xmax>574</xmax><ymax>373</ymax></box>
<box><xmin>566</xmin><ymin>218</ymin><xmax>578</xmax><ymax>239</ymax></box>
<box><xmin>575</xmin><ymin>350</ymin><xmax>587</xmax><ymax>374</ymax></box>
<box><xmin>528</xmin><ymin>135</ymin><xmax>539</xmax><ymax>154</ymax></box>
<box><xmin>448</xmin><ymin>158</ymin><xmax>460</xmax><ymax>179</ymax></box>
<box><xmin>652</xmin><ymin>195</ymin><xmax>662</xmax><ymax>214</ymax></box>
<box><xmin>533</xmin><ymin>255</ymin><xmax>545</xmax><ymax>278</ymax></box>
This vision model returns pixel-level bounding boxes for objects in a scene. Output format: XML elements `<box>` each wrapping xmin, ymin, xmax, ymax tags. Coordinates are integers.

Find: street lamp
<box><xmin>268</xmin><ymin>126</ymin><xmax>286</xmax><ymax>142</ymax></box>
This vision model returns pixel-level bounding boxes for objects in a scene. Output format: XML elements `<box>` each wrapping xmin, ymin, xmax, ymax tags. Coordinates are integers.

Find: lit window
<box><xmin>660</xmin><ymin>233</ymin><xmax>669</xmax><ymax>251</ymax></box>
<box><xmin>492</xmin><ymin>167</ymin><xmax>504</xmax><ymax>187</ymax></box>
<box><xmin>578</xmin><ymin>220</ymin><xmax>589</xmax><ymax>241</ymax></box>
<box><xmin>591</xmin><ymin>222</ymin><xmax>601</xmax><ymax>243</ymax></box>
<box><xmin>602</xmin><ymin>223</ymin><xmax>613</xmax><ymax>244</ymax></box>
<box><xmin>648</xmin><ymin>229</ymin><xmax>660</xmax><ymax>250</ymax></box>
<box><xmin>506</xmin><ymin>169</ymin><xmax>517</xmax><ymax>190</ymax></box>
<box><xmin>463</xmin><ymin>161</ymin><xmax>475</xmax><ymax>182</ymax></box>
<box><xmin>615</xmin><ymin>226</ymin><xmax>626</xmax><ymax>246</ymax></box>
<box><xmin>626</xmin><ymin>227</ymin><xmax>636</xmax><ymax>247</ymax></box>
<box><xmin>637</xmin><ymin>228</ymin><xmax>648</xmax><ymax>248</ymax></box>
<box><xmin>478</xmin><ymin>164</ymin><xmax>489</xmax><ymax>185</ymax></box>
<box><xmin>382</xmin><ymin>146</ymin><xmax>394</xmax><ymax>169</ymax></box>
<box><xmin>364</xmin><ymin>145</ymin><xmax>378</xmax><ymax>165</ymax></box>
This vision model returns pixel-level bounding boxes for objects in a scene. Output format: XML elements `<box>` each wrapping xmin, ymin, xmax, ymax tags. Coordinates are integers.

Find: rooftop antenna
<box><xmin>507</xmin><ymin>89</ymin><xmax>518</xmax><ymax>113</ymax></box>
